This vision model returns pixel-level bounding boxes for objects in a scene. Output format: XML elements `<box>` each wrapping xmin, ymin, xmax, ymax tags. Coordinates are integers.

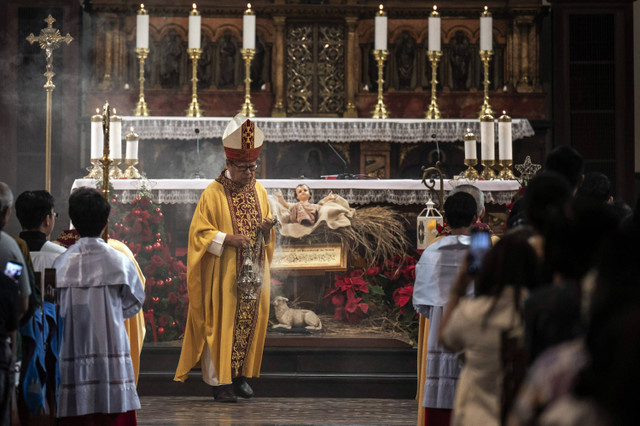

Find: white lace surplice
<box><xmin>54</xmin><ymin>237</ymin><xmax>145</xmax><ymax>417</ymax></box>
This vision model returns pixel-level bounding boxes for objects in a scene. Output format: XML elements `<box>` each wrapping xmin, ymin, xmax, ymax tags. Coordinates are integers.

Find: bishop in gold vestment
<box><xmin>174</xmin><ymin>115</ymin><xmax>275</xmax><ymax>402</ymax></box>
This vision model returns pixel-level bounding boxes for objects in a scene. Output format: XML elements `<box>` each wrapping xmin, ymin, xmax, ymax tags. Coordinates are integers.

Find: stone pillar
<box><xmin>272</xmin><ymin>16</ymin><xmax>286</xmax><ymax>117</ymax></box>
<box><xmin>344</xmin><ymin>16</ymin><xmax>359</xmax><ymax>117</ymax></box>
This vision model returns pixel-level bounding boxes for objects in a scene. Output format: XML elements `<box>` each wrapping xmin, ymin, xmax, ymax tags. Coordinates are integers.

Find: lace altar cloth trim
<box><xmin>72</xmin><ymin>179</ymin><xmax>519</xmax><ymax>206</ymax></box>
<box><xmin>121</xmin><ymin>117</ymin><xmax>534</xmax><ymax>143</ymax></box>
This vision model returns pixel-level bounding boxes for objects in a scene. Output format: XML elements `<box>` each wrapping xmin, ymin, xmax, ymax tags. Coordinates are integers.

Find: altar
<box><xmin>119</xmin><ymin>117</ymin><xmax>534</xmax><ymax>180</ymax></box>
<box><xmin>71</xmin><ymin>178</ymin><xmax>520</xmax><ymax>206</ymax></box>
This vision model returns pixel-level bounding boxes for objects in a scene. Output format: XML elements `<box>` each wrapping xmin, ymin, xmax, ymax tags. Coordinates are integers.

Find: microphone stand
<box><xmin>327</xmin><ymin>143</ymin><xmax>354</xmax><ymax>179</ymax></box>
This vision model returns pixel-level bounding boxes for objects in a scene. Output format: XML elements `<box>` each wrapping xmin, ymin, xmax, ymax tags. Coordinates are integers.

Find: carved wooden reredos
<box><xmin>87</xmin><ymin>0</ymin><xmax>546</xmax><ymax>119</ymax></box>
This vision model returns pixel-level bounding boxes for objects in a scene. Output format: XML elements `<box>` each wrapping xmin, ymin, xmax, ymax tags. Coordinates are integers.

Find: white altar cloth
<box><xmin>72</xmin><ymin>178</ymin><xmax>519</xmax><ymax>206</ymax></box>
<box><xmin>121</xmin><ymin>117</ymin><xmax>534</xmax><ymax>144</ymax></box>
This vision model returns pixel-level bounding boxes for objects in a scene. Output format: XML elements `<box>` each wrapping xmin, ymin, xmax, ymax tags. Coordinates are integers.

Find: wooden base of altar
<box><xmin>138</xmin><ymin>336</ymin><xmax>416</xmax><ymax>399</ymax></box>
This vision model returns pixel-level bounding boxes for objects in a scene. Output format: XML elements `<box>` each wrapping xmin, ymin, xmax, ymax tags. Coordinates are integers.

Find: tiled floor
<box><xmin>138</xmin><ymin>396</ymin><xmax>417</xmax><ymax>425</ymax></box>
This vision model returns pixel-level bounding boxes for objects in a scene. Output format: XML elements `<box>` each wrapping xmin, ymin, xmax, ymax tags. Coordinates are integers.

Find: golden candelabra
<box><xmin>371</xmin><ymin>49</ymin><xmax>389</xmax><ymax>119</ymax></box>
<box><xmin>100</xmin><ymin>101</ymin><xmax>113</xmax><ymax>241</ymax></box>
<box><xmin>123</xmin><ymin>159</ymin><xmax>142</xmax><ymax>179</ymax></box>
<box><xmin>463</xmin><ymin>159</ymin><xmax>480</xmax><ymax>179</ymax></box>
<box><xmin>478</xmin><ymin>50</ymin><xmax>495</xmax><ymax>118</ymax></box>
<box><xmin>424</xmin><ymin>50</ymin><xmax>442</xmax><ymax>119</ymax></box>
<box><xmin>498</xmin><ymin>159</ymin><xmax>516</xmax><ymax>180</ymax></box>
<box><xmin>480</xmin><ymin>159</ymin><xmax>496</xmax><ymax>180</ymax></box>
<box><xmin>26</xmin><ymin>15</ymin><xmax>73</xmax><ymax>193</ymax></box>
<box><xmin>123</xmin><ymin>128</ymin><xmax>142</xmax><ymax>178</ymax></box>
<box><xmin>134</xmin><ymin>48</ymin><xmax>150</xmax><ymax>116</ymax></box>
<box><xmin>240</xmin><ymin>48</ymin><xmax>257</xmax><ymax>117</ymax></box>
<box><xmin>185</xmin><ymin>48</ymin><xmax>204</xmax><ymax>117</ymax></box>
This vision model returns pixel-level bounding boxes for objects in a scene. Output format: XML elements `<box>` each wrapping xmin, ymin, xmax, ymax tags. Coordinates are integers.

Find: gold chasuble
<box><xmin>174</xmin><ymin>173</ymin><xmax>274</xmax><ymax>385</ymax></box>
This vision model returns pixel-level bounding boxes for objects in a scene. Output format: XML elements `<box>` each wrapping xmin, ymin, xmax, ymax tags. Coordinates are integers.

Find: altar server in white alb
<box><xmin>53</xmin><ymin>187</ymin><xmax>145</xmax><ymax>425</ymax></box>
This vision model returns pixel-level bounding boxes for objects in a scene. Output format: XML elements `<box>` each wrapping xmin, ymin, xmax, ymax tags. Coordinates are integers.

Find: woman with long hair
<box><xmin>439</xmin><ymin>228</ymin><xmax>540</xmax><ymax>426</ymax></box>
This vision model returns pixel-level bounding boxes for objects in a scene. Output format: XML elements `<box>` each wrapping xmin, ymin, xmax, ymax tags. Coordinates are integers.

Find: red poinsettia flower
<box><xmin>151</xmin><ymin>255</ymin><xmax>164</xmax><ymax>267</ymax></box>
<box><xmin>393</xmin><ymin>285</ymin><xmax>414</xmax><ymax>314</ymax></box>
<box><xmin>168</xmin><ymin>292</ymin><xmax>178</xmax><ymax>304</ymax></box>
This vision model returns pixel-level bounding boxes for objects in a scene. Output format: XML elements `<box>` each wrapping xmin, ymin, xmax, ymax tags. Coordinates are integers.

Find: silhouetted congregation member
<box><xmin>53</xmin><ymin>187</ymin><xmax>144</xmax><ymax>425</ymax></box>
<box><xmin>440</xmin><ymin>229</ymin><xmax>540</xmax><ymax>426</ymax></box>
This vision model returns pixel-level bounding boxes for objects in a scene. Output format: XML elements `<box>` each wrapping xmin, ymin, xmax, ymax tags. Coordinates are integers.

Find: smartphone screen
<box><xmin>4</xmin><ymin>260</ymin><xmax>23</xmax><ymax>282</ymax></box>
<box><xmin>468</xmin><ymin>229</ymin><xmax>491</xmax><ymax>274</ymax></box>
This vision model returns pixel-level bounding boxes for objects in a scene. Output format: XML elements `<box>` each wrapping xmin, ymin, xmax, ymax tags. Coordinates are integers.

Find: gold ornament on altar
<box><xmin>424</xmin><ymin>5</ymin><xmax>442</xmax><ymax>120</ymax></box>
<box><xmin>26</xmin><ymin>15</ymin><xmax>73</xmax><ymax>193</ymax></box>
<box><xmin>240</xmin><ymin>3</ymin><xmax>257</xmax><ymax>117</ymax></box>
<box><xmin>371</xmin><ymin>4</ymin><xmax>389</xmax><ymax>119</ymax></box>
<box><xmin>185</xmin><ymin>4</ymin><xmax>204</xmax><ymax>117</ymax></box>
<box><xmin>462</xmin><ymin>129</ymin><xmax>480</xmax><ymax>179</ymax></box>
<box><xmin>123</xmin><ymin>128</ymin><xmax>142</xmax><ymax>179</ymax></box>
<box><xmin>478</xmin><ymin>6</ymin><xmax>495</xmax><ymax>118</ymax></box>
<box><xmin>134</xmin><ymin>4</ymin><xmax>151</xmax><ymax>116</ymax></box>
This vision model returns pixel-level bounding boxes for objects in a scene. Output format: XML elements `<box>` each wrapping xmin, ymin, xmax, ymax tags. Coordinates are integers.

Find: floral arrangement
<box><xmin>324</xmin><ymin>252</ymin><xmax>420</xmax><ymax>342</ymax></box>
<box><xmin>109</xmin><ymin>194</ymin><xmax>189</xmax><ymax>342</ymax></box>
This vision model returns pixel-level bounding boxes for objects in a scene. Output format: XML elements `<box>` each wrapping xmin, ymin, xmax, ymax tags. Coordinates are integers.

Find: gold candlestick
<box><xmin>463</xmin><ymin>159</ymin><xmax>480</xmax><ymax>179</ymax></box>
<box><xmin>498</xmin><ymin>159</ymin><xmax>516</xmax><ymax>180</ymax></box>
<box><xmin>371</xmin><ymin>49</ymin><xmax>389</xmax><ymax>119</ymax></box>
<box><xmin>480</xmin><ymin>159</ymin><xmax>496</xmax><ymax>180</ymax></box>
<box><xmin>478</xmin><ymin>50</ymin><xmax>495</xmax><ymax>118</ymax></box>
<box><xmin>240</xmin><ymin>48</ymin><xmax>257</xmax><ymax>117</ymax></box>
<box><xmin>100</xmin><ymin>101</ymin><xmax>113</xmax><ymax>240</ymax></box>
<box><xmin>185</xmin><ymin>48</ymin><xmax>204</xmax><ymax>117</ymax></box>
<box><xmin>424</xmin><ymin>50</ymin><xmax>442</xmax><ymax>119</ymax></box>
<box><xmin>134</xmin><ymin>48</ymin><xmax>150</xmax><ymax>116</ymax></box>
<box><xmin>26</xmin><ymin>15</ymin><xmax>73</xmax><ymax>193</ymax></box>
<box><xmin>122</xmin><ymin>159</ymin><xmax>142</xmax><ymax>179</ymax></box>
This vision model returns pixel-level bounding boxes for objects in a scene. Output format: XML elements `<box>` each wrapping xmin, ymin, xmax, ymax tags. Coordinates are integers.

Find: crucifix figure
<box><xmin>26</xmin><ymin>14</ymin><xmax>73</xmax><ymax>192</ymax></box>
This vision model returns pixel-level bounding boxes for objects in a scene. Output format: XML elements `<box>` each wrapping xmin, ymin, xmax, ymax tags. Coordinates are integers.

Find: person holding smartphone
<box><xmin>0</xmin><ymin>182</ymin><xmax>31</xmax><ymax>320</ymax></box>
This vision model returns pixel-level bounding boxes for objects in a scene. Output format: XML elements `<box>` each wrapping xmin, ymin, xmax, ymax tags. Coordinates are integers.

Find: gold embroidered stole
<box><xmin>216</xmin><ymin>172</ymin><xmax>263</xmax><ymax>376</ymax></box>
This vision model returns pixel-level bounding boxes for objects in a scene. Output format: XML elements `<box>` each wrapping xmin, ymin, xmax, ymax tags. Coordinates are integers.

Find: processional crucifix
<box><xmin>26</xmin><ymin>15</ymin><xmax>73</xmax><ymax>193</ymax></box>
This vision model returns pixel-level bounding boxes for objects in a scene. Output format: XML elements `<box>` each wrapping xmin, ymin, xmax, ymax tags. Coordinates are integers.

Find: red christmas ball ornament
<box><xmin>136</xmin><ymin>197</ymin><xmax>141</xmax><ymax>202</ymax></box>
<box><xmin>153</xmin><ymin>242</ymin><xmax>161</xmax><ymax>249</ymax></box>
<box><xmin>133</xmin><ymin>253</ymin><xmax>137</xmax><ymax>258</ymax></box>
<box><xmin>165</xmin><ymin>277</ymin><xmax>172</xmax><ymax>284</ymax></box>
<box><xmin>111</xmin><ymin>198</ymin><xmax>117</xmax><ymax>203</ymax></box>
<box><xmin>158</xmin><ymin>212</ymin><xmax>163</xmax><ymax>218</ymax></box>
<box><xmin>155</xmin><ymin>207</ymin><xmax>161</xmax><ymax>213</ymax></box>
<box><xmin>157</xmin><ymin>280</ymin><xmax>164</xmax><ymax>287</ymax></box>
<box><xmin>145</xmin><ymin>245</ymin><xmax>153</xmax><ymax>252</ymax></box>
<box><xmin>152</xmin><ymin>297</ymin><xmax>159</xmax><ymax>304</ymax></box>
<box><xmin>156</xmin><ymin>233</ymin><xmax>161</xmax><ymax>239</ymax></box>
<box><xmin>171</xmin><ymin>321</ymin><xmax>176</xmax><ymax>327</ymax></box>
<box><xmin>158</xmin><ymin>327</ymin><xmax>165</xmax><ymax>335</ymax></box>
<box><xmin>124</xmin><ymin>227</ymin><xmax>131</xmax><ymax>233</ymax></box>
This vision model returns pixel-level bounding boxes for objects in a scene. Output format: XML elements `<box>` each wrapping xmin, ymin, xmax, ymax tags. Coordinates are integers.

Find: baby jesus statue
<box><xmin>274</xmin><ymin>184</ymin><xmax>337</xmax><ymax>226</ymax></box>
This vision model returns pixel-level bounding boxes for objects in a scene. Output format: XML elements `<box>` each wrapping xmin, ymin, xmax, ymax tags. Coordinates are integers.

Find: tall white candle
<box><xmin>480</xmin><ymin>6</ymin><xmax>492</xmax><ymax>51</ymax></box>
<box><xmin>188</xmin><ymin>4</ymin><xmax>201</xmax><ymax>49</ymax></box>
<box><xmin>243</xmin><ymin>3</ymin><xmax>256</xmax><ymax>49</ymax></box>
<box><xmin>374</xmin><ymin>4</ymin><xmax>387</xmax><ymax>51</ymax></box>
<box><xmin>428</xmin><ymin>5</ymin><xmax>441</xmax><ymax>52</ymax></box>
<box><xmin>463</xmin><ymin>128</ymin><xmax>477</xmax><ymax>160</ymax></box>
<box><xmin>498</xmin><ymin>111</ymin><xmax>513</xmax><ymax>160</ymax></box>
<box><xmin>126</xmin><ymin>127</ymin><xmax>139</xmax><ymax>161</ymax></box>
<box><xmin>136</xmin><ymin>4</ymin><xmax>149</xmax><ymax>49</ymax></box>
<box><xmin>91</xmin><ymin>110</ymin><xmax>103</xmax><ymax>159</ymax></box>
<box><xmin>109</xmin><ymin>110</ymin><xmax>122</xmax><ymax>160</ymax></box>
<box><xmin>480</xmin><ymin>114</ymin><xmax>495</xmax><ymax>161</ymax></box>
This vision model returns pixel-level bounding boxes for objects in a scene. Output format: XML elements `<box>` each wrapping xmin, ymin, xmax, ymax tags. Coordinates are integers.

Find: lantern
<box><xmin>417</xmin><ymin>198</ymin><xmax>443</xmax><ymax>250</ymax></box>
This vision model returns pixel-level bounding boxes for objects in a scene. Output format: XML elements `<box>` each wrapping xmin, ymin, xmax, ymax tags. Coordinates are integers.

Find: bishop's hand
<box><xmin>225</xmin><ymin>234</ymin><xmax>250</xmax><ymax>248</ymax></box>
